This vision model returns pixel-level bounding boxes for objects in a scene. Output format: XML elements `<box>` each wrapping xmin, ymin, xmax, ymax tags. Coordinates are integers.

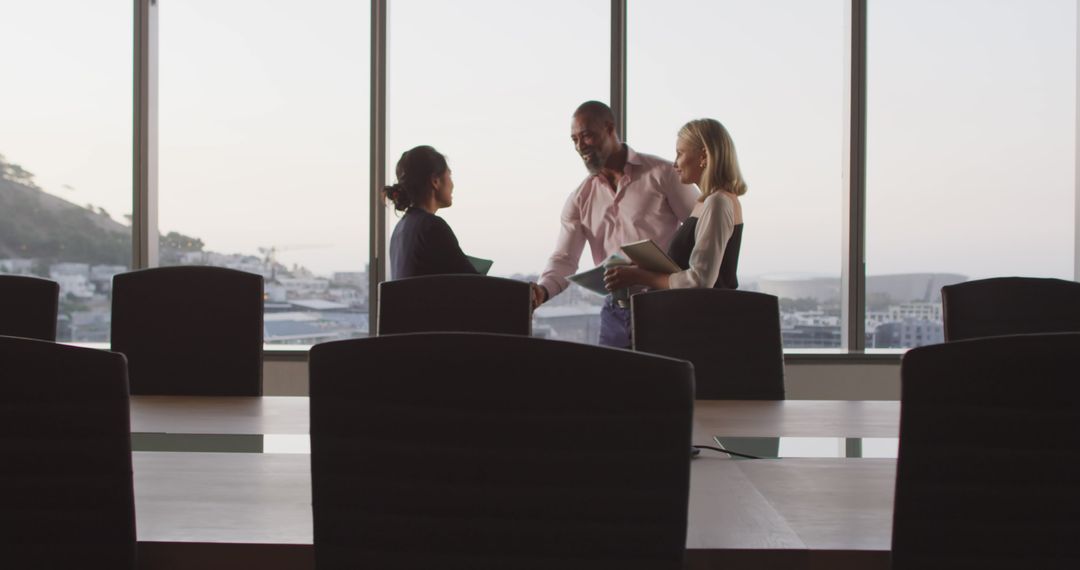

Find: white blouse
<box><xmin>667</xmin><ymin>192</ymin><xmax>736</xmax><ymax>289</ymax></box>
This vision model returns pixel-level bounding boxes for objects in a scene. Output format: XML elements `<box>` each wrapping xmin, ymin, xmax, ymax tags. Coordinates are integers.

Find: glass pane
<box><xmin>159</xmin><ymin>0</ymin><xmax>370</xmax><ymax>345</ymax></box>
<box><xmin>629</xmin><ymin>0</ymin><xmax>847</xmax><ymax>348</ymax></box>
<box><xmin>387</xmin><ymin>0</ymin><xmax>609</xmax><ymax>343</ymax></box>
<box><xmin>0</xmin><ymin>1</ymin><xmax>133</xmax><ymax>342</ymax></box>
<box><xmin>867</xmin><ymin>0</ymin><xmax>1076</xmax><ymax>348</ymax></box>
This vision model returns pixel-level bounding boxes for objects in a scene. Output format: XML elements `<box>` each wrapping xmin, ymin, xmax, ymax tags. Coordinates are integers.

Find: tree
<box><xmin>161</xmin><ymin>231</ymin><xmax>205</xmax><ymax>252</ymax></box>
<box><xmin>0</xmin><ymin>153</ymin><xmax>40</xmax><ymax>189</ymax></box>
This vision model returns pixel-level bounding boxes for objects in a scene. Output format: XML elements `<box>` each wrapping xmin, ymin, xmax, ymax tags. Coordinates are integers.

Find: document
<box><xmin>567</xmin><ymin>254</ymin><xmax>628</xmax><ymax>296</ymax></box>
<box><xmin>466</xmin><ymin>255</ymin><xmax>493</xmax><ymax>275</ymax></box>
<box><xmin>620</xmin><ymin>239</ymin><xmax>682</xmax><ymax>274</ymax></box>
<box><xmin>567</xmin><ymin>265</ymin><xmax>608</xmax><ymax>296</ymax></box>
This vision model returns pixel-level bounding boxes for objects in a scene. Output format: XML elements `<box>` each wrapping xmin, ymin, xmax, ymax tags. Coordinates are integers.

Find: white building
<box><xmin>51</xmin><ymin>273</ymin><xmax>95</xmax><ymax>299</ymax></box>
<box><xmin>264</xmin><ymin>282</ymin><xmax>288</xmax><ymax>303</ymax></box>
<box><xmin>277</xmin><ymin>277</ymin><xmax>330</xmax><ymax>297</ymax></box>
<box><xmin>327</xmin><ymin>287</ymin><xmax>362</xmax><ymax>305</ymax></box>
<box><xmin>782</xmin><ymin>310</ymin><xmax>841</xmax><ymax>328</ymax></box>
<box><xmin>332</xmin><ymin>272</ymin><xmax>366</xmax><ymax>287</ymax></box>
<box><xmin>90</xmin><ymin>264</ymin><xmax>127</xmax><ymax>293</ymax></box>
<box><xmin>872</xmin><ymin>318</ymin><xmax>944</xmax><ymax>348</ymax></box>
<box><xmin>49</xmin><ymin>262</ymin><xmax>90</xmax><ymax>278</ymax></box>
<box><xmin>0</xmin><ymin>258</ymin><xmax>35</xmax><ymax>274</ymax></box>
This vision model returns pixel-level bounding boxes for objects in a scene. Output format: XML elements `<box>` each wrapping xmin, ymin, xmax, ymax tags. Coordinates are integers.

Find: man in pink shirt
<box><xmin>531</xmin><ymin>101</ymin><xmax>698</xmax><ymax>347</ymax></box>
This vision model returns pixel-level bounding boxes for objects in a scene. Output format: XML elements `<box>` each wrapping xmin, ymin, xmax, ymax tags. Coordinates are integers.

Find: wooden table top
<box><xmin>133</xmin><ymin>452</ymin><xmax>893</xmax><ymax>570</ymax></box>
<box><xmin>129</xmin><ymin>397</ymin><xmax>898</xmax><ymax>569</ymax></box>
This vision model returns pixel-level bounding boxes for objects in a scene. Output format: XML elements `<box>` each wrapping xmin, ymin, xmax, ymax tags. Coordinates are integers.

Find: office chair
<box><xmin>632</xmin><ymin>289</ymin><xmax>785</xmax><ymax>400</ymax></box>
<box><xmin>0</xmin><ymin>335</ymin><xmax>135</xmax><ymax>568</ymax></box>
<box><xmin>111</xmin><ymin>266</ymin><xmax>263</xmax><ymax>395</ymax></box>
<box><xmin>310</xmin><ymin>332</ymin><xmax>694</xmax><ymax>569</ymax></box>
<box><xmin>941</xmin><ymin>276</ymin><xmax>1080</xmax><ymax>341</ymax></box>
<box><xmin>0</xmin><ymin>274</ymin><xmax>59</xmax><ymax>341</ymax></box>
<box><xmin>377</xmin><ymin>274</ymin><xmax>532</xmax><ymax>336</ymax></box>
<box><xmin>893</xmin><ymin>332</ymin><xmax>1080</xmax><ymax>569</ymax></box>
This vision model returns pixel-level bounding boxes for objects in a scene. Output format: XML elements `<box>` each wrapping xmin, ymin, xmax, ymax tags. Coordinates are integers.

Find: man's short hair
<box><xmin>574</xmin><ymin>100</ymin><xmax>615</xmax><ymax>127</ymax></box>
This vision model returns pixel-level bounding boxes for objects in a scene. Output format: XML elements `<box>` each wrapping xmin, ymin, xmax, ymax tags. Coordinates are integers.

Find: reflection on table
<box><xmin>713</xmin><ymin>436</ymin><xmax>899</xmax><ymax>459</ymax></box>
<box><xmin>130</xmin><ymin>397</ymin><xmax>898</xmax><ymax>570</ymax></box>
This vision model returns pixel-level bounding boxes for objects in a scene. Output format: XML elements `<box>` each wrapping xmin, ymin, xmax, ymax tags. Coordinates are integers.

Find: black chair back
<box><xmin>377</xmin><ymin>274</ymin><xmax>531</xmax><ymax>335</ymax></box>
<box><xmin>632</xmin><ymin>289</ymin><xmax>784</xmax><ymax>400</ymax></box>
<box><xmin>941</xmin><ymin>276</ymin><xmax>1080</xmax><ymax>341</ymax></box>
<box><xmin>0</xmin><ymin>335</ymin><xmax>135</xmax><ymax>568</ymax></box>
<box><xmin>310</xmin><ymin>332</ymin><xmax>694</xmax><ymax>569</ymax></box>
<box><xmin>0</xmin><ymin>274</ymin><xmax>59</xmax><ymax>341</ymax></box>
<box><xmin>111</xmin><ymin>266</ymin><xmax>263</xmax><ymax>395</ymax></box>
<box><xmin>893</xmin><ymin>333</ymin><xmax>1080</xmax><ymax>569</ymax></box>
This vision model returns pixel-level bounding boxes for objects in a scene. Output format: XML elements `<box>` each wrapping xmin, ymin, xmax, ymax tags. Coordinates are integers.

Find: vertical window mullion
<box><xmin>133</xmin><ymin>0</ymin><xmax>159</xmax><ymax>270</ymax></box>
<box><xmin>611</xmin><ymin>0</ymin><xmax>627</xmax><ymax>138</ymax></box>
<box><xmin>843</xmin><ymin>0</ymin><xmax>868</xmax><ymax>351</ymax></box>
<box><xmin>370</xmin><ymin>0</ymin><xmax>388</xmax><ymax>329</ymax></box>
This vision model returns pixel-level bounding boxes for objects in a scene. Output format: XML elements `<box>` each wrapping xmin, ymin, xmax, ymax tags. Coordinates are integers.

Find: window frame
<box><xmin>126</xmin><ymin>0</ymin><xmax>1078</xmax><ymax>358</ymax></box>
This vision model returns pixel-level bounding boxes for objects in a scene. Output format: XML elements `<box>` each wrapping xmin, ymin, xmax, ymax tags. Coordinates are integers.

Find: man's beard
<box><xmin>582</xmin><ymin>151</ymin><xmax>605</xmax><ymax>175</ymax></box>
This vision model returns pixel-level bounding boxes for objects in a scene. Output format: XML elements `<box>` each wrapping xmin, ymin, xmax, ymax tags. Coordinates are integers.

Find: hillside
<box><xmin>0</xmin><ymin>176</ymin><xmax>131</xmax><ymax>265</ymax></box>
<box><xmin>0</xmin><ymin>154</ymin><xmax>201</xmax><ymax>266</ymax></box>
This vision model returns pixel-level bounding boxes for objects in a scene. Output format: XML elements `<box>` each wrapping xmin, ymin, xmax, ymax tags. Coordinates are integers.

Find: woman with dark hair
<box><xmin>384</xmin><ymin>145</ymin><xmax>478</xmax><ymax>280</ymax></box>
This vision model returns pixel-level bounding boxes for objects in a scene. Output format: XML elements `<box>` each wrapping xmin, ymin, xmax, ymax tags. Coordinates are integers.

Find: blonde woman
<box><xmin>604</xmin><ymin>118</ymin><xmax>745</xmax><ymax>291</ymax></box>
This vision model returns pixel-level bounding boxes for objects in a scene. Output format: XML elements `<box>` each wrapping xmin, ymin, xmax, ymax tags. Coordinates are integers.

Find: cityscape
<box><xmin>1</xmin><ymin>258</ymin><xmax>962</xmax><ymax>350</ymax></box>
<box><xmin>3</xmin><ymin>152</ymin><xmax>962</xmax><ymax>349</ymax></box>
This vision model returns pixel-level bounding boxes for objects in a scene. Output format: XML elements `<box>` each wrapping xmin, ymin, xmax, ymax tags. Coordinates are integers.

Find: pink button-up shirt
<box><xmin>539</xmin><ymin>145</ymin><xmax>699</xmax><ymax>297</ymax></box>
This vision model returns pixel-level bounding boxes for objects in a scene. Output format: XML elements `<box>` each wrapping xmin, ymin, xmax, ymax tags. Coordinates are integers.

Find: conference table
<box><xmin>129</xmin><ymin>397</ymin><xmax>900</xmax><ymax>570</ymax></box>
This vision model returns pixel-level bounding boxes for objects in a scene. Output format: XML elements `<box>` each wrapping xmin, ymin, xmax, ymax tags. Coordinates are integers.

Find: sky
<box><xmin>1</xmin><ymin>0</ymin><xmax>1076</xmax><ymax>282</ymax></box>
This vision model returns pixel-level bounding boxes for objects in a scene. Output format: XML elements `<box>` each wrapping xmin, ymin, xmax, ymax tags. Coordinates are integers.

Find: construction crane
<box><xmin>258</xmin><ymin>244</ymin><xmax>328</xmax><ymax>280</ymax></box>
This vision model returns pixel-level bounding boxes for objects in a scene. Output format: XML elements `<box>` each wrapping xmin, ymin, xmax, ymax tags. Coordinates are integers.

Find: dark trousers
<box><xmin>599</xmin><ymin>295</ymin><xmax>632</xmax><ymax>348</ymax></box>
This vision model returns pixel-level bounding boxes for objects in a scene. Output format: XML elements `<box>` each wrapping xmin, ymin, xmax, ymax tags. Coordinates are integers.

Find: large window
<box><xmin>158</xmin><ymin>0</ymin><xmax>370</xmax><ymax>345</ymax></box>
<box><xmin>628</xmin><ymin>0</ymin><xmax>847</xmax><ymax>348</ymax></box>
<box><xmin>6</xmin><ymin>1</ymin><xmax>1077</xmax><ymax>354</ymax></box>
<box><xmin>387</xmin><ymin>0</ymin><xmax>609</xmax><ymax>343</ymax></box>
<box><xmin>866</xmin><ymin>0</ymin><xmax>1077</xmax><ymax>348</ymax></box>
<box><xmin>0</xmin><ymin>1</ymin><xmax>133</xmax><ymax>342</ymax></box>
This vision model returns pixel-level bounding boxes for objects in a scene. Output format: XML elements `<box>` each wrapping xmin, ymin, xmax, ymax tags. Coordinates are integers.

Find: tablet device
<box><xmin>620</xmin><ymin>239</ymin><xmax>681</xmax><ymax>273</ymax></box>
<box><xmin>465</xmin><ymin>255</ymin><xmax>493</xmax><ymax>275</ymax></box>
<box><xmin>567</xmin><ymin>265</ymin><xmax>607</xmax><ymax>295</ymax></box>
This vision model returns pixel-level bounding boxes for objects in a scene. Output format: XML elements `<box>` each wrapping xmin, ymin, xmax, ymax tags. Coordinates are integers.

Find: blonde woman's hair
<box><xmin>678</xmin><ymin>118</ymin><xmax>747</xmax><ymax>199</ymax></box>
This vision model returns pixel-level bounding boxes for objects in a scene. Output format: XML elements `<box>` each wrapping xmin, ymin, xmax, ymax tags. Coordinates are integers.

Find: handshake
<box><xmin>529</xmin><ymin>282</ymin><xmax>548</xmax><ymax>310</ymax></box>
